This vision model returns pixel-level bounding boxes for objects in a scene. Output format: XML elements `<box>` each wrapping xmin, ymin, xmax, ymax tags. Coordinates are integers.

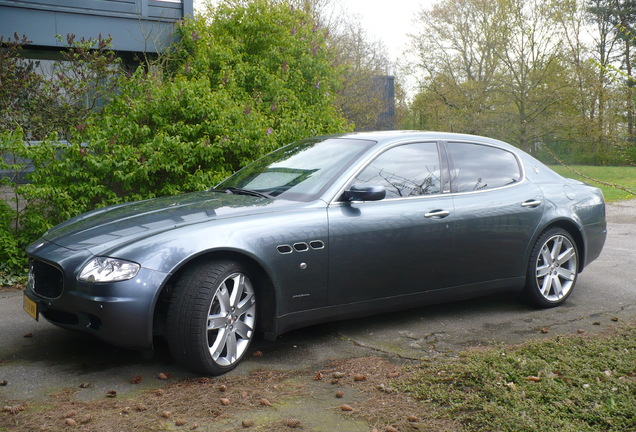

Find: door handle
<box><xmin>521</xmin><ymin>199</ymin><xmax>542</xmax><ymax>208</ymax></box>
<box><xmin>424</xmin><ymin>209</ymin><xmax>450</xmax><ymax>219</ymax></box>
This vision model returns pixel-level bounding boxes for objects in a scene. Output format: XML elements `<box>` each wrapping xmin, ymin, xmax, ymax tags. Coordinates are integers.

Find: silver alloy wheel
<box><xmin>207</xmin><ymin>272</ymin><xmax>256</xmax><ymax>367</ymax></box>
<box><xmin>535</xmin><ymin>234</ymin><xmax>578</xmax><ymax>302</ymax></box>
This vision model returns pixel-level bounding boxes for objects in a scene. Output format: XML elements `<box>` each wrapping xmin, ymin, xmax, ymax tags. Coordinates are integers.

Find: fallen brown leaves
<box><xmin>310</xmin><ymin>357</ymin><xmax>458</xmax><ymax>432</ymax></box>
<box><xmin>0</xmin><ymin>358</ymin><xmax>458</xmax><ymax>432</ymax></box>
<box><xmin>0</xmin><ymin>370</ymin><xmax>295</xmax><ymax>432</ymax></box>
<box><xmin>2</xmin><ymin>405</ymin><xmax>24</xmax><ymax>415</ymax></box>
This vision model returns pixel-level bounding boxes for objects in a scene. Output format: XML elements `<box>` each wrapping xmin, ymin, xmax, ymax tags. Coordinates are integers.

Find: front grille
<box><xmin>30</xmin><ymin>260</ymin><xmax>64</xmax><ymax>299</ymax></box>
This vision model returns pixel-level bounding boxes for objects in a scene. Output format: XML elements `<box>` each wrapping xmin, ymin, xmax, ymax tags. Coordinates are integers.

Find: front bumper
<box><xmin>25</xmin><ymin>263</ymin><xmax>168</xmax><ymax>350</ymax></box>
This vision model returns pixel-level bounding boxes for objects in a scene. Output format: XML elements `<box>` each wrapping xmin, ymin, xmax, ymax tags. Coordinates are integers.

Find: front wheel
<box><xmin>523</xmin><ymin>228</ymin><xmax>579</xmax><ymax>308</ymax></box>
<box><xmin>166</xmin><ymin>260</ymin><xmax>257</xmax><ymax>375</ymax></box>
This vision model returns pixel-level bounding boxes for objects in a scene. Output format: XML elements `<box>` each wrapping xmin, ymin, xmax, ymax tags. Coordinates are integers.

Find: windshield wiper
<box><xmin>221</xmin><ymin>187</ymin><xmax>272</xmax><ymax>199</ymax></box>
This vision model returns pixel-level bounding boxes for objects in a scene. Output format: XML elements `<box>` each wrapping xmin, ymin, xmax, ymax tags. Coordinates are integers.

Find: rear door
<box><xmin>445</xmin><ymin>141</ymin><xmax>544</xmax><ymax>287</ymax></box>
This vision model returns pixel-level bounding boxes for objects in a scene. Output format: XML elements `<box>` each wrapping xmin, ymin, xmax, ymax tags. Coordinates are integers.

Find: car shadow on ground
<box><xmin>5</xmin><ymin>291</ymin><xmax>533</xmax><ymax>374</ymax></box>
<box><xmin>0</xmin><ymin>287</ymin><xmax>606</xmax><ymax>406</ymax></box>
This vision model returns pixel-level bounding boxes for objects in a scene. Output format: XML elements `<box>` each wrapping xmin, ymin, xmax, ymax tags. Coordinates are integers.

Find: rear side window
<box><xmin>447</xmin><ymin>142</ymin><xmax>521</xmax><ymax>193</ymax></box>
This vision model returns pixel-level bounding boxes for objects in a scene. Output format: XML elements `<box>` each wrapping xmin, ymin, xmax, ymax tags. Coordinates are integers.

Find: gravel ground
<box><xmin>1</xmin><ymin>199</ymin><xmax>634</xmax><ymax>431</ymax></box>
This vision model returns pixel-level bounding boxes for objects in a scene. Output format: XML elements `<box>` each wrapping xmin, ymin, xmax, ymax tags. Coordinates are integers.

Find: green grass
<box><xmin>550</xmin><ymin>165</ymin><xmax>636</xmax><ymax>202</ymax></box>
<box><xmin>398</xmin><ymin>324</ymin><xmax>636</xmax><ymax>432</ymax></box>
<box><xmin>395</xmin><ymin>165</ymin><xmax>636</xmax><ymax>431</ymax></box>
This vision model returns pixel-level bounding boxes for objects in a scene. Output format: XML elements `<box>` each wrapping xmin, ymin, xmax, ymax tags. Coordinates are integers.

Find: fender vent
<box><xmin>277</xmin><ymin>245</ymin><xmax>293</xmax><ymax>254</ymax></box>
<box><xmin>277</xmin><ymin>240</ymin><xmax>326</xmax><ymax>255</ymax></box>
<box><xmin>309</xmin><ymin>240</ymin><xmax>325</xmax><ymax>250</ymax></box>
<box><xmin>293</xmin><ymin>242</ymin><xmax>309</xmax><ymax>252</ymax></box>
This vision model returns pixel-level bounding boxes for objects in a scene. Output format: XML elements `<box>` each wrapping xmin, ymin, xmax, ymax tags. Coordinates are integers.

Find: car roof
<box><xmin>330</xmin><ymin>130</ymin><xmax>517</xmax><ymax>151</ymax></box>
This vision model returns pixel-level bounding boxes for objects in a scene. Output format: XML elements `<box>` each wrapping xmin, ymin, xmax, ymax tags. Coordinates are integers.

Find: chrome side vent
<box><xmin>309</xmin><ymin>240</ymin><xmax>325</xmax><ymax>250</ymax></box>
<box><xmin>277</xmin><ymin>245</ymin><xmax>293</xmax><ymax>254</ymax></box>
<box><xmin>293</xmin><ymin>242</ymin><xmax>309</xmax><ymax>252</ymax></box>
<box><xmin>277</xmin><ymin>240</ymin><xmax>326</xmax><ymax>255</ymax></box>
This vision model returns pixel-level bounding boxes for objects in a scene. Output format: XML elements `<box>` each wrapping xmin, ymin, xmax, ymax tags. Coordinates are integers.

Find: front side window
<box><xmin>352</xmin><ymin>142</ymin><xmax>441</xmax><ymax>199</ymax></box>
<box><xmin>448</xmin><ymin>142</ymin><xmax>521</xmax><ymax>193</ymax></box>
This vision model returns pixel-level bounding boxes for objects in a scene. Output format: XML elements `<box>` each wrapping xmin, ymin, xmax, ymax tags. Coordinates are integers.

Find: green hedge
<box><xmin>0</xmin><ymin>1</ymin><xmax>352</xmax><ymax>278</ymax></box>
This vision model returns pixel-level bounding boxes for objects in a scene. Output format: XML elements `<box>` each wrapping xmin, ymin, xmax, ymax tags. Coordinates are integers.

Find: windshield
<box><xmin>216</xmin><ymin>137</ymin><xmax>375</xmax><ymax>202</ymax></box>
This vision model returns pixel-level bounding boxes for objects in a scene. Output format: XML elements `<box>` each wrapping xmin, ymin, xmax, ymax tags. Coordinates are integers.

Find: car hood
<box><xmin>40</xmin><ymin>191</ymin><xmax>302</xmax><ymax>252</ymax></box>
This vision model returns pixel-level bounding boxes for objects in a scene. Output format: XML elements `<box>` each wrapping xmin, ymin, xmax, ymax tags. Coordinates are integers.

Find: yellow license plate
<box><xmin>23</xmin><ymin>293</ymin><xmax>38</xmax><ymax>321</ymax></box>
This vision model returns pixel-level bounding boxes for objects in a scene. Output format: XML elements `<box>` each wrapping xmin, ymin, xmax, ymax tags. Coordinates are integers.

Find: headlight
<box><xmin>78</xmin><ymin>257</ymin><xmax>140</xmax><ymax>283</ymax></box>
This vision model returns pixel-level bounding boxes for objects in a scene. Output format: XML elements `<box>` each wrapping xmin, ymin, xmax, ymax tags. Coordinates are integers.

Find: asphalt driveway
<box><xmin>1</xmin><ymin>200</ymin><xmax>634</xmax><ymax>406</ymax></box>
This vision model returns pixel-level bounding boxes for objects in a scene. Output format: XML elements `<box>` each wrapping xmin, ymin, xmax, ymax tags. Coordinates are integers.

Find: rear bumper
<box><xmin>582</xmin><ymin>220</ymin><xmax>607</xmax><ymax>269</ymax></box>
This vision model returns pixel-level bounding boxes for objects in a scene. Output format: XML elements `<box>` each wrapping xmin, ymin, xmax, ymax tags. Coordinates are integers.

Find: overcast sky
<box><xmin>193</xmin><ymin>0</ymin><xmax>436</xmax><ymax>64</ymax></box>
<box><xmin>337</xmin><ymin>0</ymin><xmax>433</xmax><ymax>63</ymax></box>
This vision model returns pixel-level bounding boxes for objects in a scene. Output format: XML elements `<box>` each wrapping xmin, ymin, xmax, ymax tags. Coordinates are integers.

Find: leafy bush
<box><xmin>0</xmin><ymin>0</ymin><xmax>351</xmax><ymax>279</ymax></box>
<box><xmin>0</xmin><ymin>129</ymin><xmax>31</xmax><ymax>274</ymax></box>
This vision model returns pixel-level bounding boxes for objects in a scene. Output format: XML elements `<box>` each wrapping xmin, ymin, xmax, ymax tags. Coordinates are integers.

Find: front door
<box><xmin>327</xmin><ymin>141</ymin><xmax>455</xmax><ymax>305</ymax></box>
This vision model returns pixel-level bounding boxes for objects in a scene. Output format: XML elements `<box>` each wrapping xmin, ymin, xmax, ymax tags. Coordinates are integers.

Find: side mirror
<box><xmin>344</xmin><ymin>184</ymin><xmax>386</xmax><ymax>202</ymax></box>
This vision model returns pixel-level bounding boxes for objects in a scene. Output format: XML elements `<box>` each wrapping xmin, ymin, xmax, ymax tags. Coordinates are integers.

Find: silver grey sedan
<box><xmin>24</xmin><ymin>131</ymin><xmax>607</xmax><ymax>374</ymax></box>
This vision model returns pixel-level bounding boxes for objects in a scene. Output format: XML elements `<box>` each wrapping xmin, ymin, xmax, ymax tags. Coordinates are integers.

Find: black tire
<box><xmin>166</xmin><ymin>260</ymin><xmax>257</xmax><ymax>375</ymax></box>
<box><xmin>523</xmin><ymin>228</ymin><xmax>579</xmax><ymax>308</ymax></box>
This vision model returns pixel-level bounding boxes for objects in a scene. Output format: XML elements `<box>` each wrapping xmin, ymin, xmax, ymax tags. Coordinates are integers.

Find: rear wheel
<box><xmin>166</xmin><ymin>260</ymin><xmax>257</xmax><ymax>375</ymax></box>
<box><xmin>524</xmin><ymin>228</ymin><xmax>579</xmax><ymax>308</ymax></box>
